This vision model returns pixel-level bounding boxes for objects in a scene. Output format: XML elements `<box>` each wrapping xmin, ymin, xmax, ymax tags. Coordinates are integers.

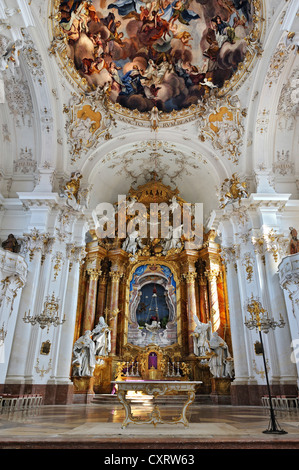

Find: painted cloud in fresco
<box><xmin>59</xmin><ymin>0</ymin><xmax>253</xmax><ymax>112</ymax></box>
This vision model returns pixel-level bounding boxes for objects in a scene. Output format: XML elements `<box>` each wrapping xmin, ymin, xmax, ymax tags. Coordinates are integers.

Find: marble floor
<box><xmin>0</xmin><ymin>400</ymin><xmax>299</xmax><ymax>450</ymax></box>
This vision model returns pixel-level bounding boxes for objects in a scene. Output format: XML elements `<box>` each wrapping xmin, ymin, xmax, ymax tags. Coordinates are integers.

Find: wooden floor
<box><xmin>0</xmin><ymin>399</ymin><xmax>299</xmax><ymax>450</ymax></box>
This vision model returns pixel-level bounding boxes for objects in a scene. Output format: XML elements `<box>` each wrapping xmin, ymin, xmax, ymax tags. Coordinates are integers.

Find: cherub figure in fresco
<box><xmin>175</xmin><ymin>30</ymin><xmax>192</xmax><ymax>47</ymax></box>
<box><xmin>168</xmin><ymin>0</ymin><xmax>200</xmax><ymax>27</ymax></box>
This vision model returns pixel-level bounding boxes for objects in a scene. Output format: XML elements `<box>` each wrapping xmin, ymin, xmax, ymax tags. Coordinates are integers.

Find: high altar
<box><xmin>72</xmin><ymin>177</ymin><xmax>232</xmax><ymax>399</ymax></box>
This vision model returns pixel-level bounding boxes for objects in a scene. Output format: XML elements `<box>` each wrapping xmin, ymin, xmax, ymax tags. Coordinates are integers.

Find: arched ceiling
<box><xmin>0</xmin><ymin>0</ymin><xmax>297</xmax><ymax>229</ymax></box>
<box><xmin>84</xmin><ymin>133</ymin><xmax>223</xmax><ymax>220</ymax></box>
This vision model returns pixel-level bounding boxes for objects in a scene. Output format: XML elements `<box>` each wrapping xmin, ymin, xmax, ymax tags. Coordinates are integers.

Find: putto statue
<box><xmin>64</xmin><ymin>171</ymin><xmax>82</xmax><ymax>204</ymax></box>
<box><xmin>63</xmin><ymin>171</ymin><xmax>91</xmax><ymax>210</ymax></box>
<box><xmin>122</xmin><ymin>230</ymin><xmax>144</xmax><ymax>256</ymax></box>
<box><xmin>72</xmin><ymin>330</ymin><xmax>96</xmax><ymax>377</ymax></box>
<box><xmin>191</xmin><ymin>315</ymin><xmax>212</xmax><ymax>357</ymax></box>
<box><xmin>290</xmin><ymin>227</ymin><xmax>299</xmax><ymax>254</ymax></box>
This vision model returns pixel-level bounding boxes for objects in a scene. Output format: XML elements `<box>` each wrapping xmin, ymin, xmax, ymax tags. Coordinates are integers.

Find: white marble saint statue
<box><xmin>72</xmin><ymin>330</ymin><xmax>96</xmax><ymax>377</ymax></box>
<box><xmin>91</xmin><ymin>316</ymin><xmax>111</xmax><ymax>358</ymax></box>
<box><xmin>208</xmin><ymin>331</ymin><xmax>231</xmax><ymax>378</ymax></box>
<box><xmin>192</xmin><ymin>315</ymin><xmax>212</xmax><ymax>357</ymax></box>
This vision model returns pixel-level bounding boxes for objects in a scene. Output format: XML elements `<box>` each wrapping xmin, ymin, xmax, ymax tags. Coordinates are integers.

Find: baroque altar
<box><xmin>71</xmin><ymin>177</ymin><xmax>233</xmax><ymax>400</ymax></box>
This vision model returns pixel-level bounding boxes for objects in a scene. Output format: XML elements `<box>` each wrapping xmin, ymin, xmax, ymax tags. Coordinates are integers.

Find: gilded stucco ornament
<box><xmin>63</xmin><ymin>88</ymin><xmax>116</xmax><ymax>163</ymax></box>
<box><xmin>198</xmin><ymin>94</ymin><xmax>247</xmax><ymax>164</ymax></box>
<box><xmin>218</xmin><ymin>172</ymin><xmax>248</xmax><ymax>208</ymax></box>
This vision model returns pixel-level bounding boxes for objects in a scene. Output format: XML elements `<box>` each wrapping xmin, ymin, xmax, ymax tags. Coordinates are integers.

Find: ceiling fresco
<box><xmin>53</xmin><ymin>0</ymin><xmax>262</xmax><ymax>116</ymax></box>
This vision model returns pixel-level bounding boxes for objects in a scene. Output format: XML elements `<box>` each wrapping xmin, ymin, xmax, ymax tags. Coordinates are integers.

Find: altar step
<box><xmin>91</xmin><ymin>394</ymin><xmax>213</xmax><ymax>406</ymax></box>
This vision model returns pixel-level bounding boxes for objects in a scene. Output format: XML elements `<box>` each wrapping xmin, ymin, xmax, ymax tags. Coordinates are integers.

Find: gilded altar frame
<box><xmin>123</xmin><ymin>258</ymin><xmax>182</xmax><ymax>351</ymax></box>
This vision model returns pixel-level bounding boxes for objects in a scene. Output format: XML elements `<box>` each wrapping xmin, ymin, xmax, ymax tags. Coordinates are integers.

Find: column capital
<box><xmin>182</xmin><ymin>272</ymin><xmax>197</xmax><ymax>283</ymax></box>
<box><xmin>99</xmin><ymin>272</ymin><xmax>109</xmax><ymax>284</ymax></box>
<box><xmin>204</xmin><ymin>268</ymin><xmax>220</xmax><ymax>282</ymax></box>
<box><xmin>109</xmin><ymin>271</ymin><xmax>123</xmax><ymax>282</ymax></box>
<box><xmin>86</xmin><ymin>268</ymin><xmax>101</xmax><ymax>281</ymax></box>
<box><xmin>198</xmin><ymin>274</ymin><xmax>207</xmax><ymax>286</ymax></box>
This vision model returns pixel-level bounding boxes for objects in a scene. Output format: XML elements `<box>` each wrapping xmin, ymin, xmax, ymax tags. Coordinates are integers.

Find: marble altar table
<box><xmin>112</xmin><ymin>380</ymin><xmax>202</xmax><ymax>428</ymax></box>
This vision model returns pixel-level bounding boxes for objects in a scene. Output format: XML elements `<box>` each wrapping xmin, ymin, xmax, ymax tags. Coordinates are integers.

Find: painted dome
<box><xmin>54</xmin><ymin>0</ymin><xmax>261</xmax><ymax>115</ymax></box>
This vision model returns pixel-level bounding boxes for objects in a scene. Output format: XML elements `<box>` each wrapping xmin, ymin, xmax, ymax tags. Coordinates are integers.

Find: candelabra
<box><xmin>245</xmin><ymin>296</ymin><xmax>287</xmax><ymax>435</ymax></box>
<box><xmin>23</xmin><ymin>293</ymin><xmax>66</xmax><ymax>333</ymax></box>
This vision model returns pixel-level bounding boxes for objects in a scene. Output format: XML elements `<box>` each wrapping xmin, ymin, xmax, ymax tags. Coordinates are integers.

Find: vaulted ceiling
<box><xmin>0</xmin><ymin>0</ymin><xmax>298</xmax><ymax>227</ymax></box>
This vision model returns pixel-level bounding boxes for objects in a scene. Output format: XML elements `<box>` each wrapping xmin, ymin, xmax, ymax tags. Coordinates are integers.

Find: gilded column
<box><xmin>108</xmin><ymin>271</ymin><xmax>122</xmax><ymax>356</ymax></box>
<box><xmin>183</xmin><ymin>272</ymin><xmax>197</xmax><ymax>356</ymax></box>
<box><xmin>205</xmin><ymin>268</ymin><xmax>221</xmax><ymax>332</ymax></box>
<box><xmin>82</xmin><ymin>268</ymin><xmax>101</xmax><ymax>332</ymax></box>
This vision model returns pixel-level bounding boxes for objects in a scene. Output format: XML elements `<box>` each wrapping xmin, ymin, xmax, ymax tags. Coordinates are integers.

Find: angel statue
<box><xmin>219</xmin><ymin>173</ymin><xmax>248</xmax><ymax>209</ymax></box>
<box><xmin>122</xmin><ymin>230</ymin><xmax>144</xmax><ymax>255</ymax></box>
<box><xmin>72</xmin><ymin>330</ymin><xmax>96</xmax><ymax>377</ymax></box>
<box><xmin>64</xmin><ymin>171</ymin><xmax>82</xmax><ymax>202</ymax></box>
<box><xmin>91</xmin><ymin>316</ymin><xmax>111</xmax><ymax>363</ymax></box>
<box><xmin>191</xmin><ymin>315</ymin><xmax>212</xmax><ymax>357</ymax></box>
